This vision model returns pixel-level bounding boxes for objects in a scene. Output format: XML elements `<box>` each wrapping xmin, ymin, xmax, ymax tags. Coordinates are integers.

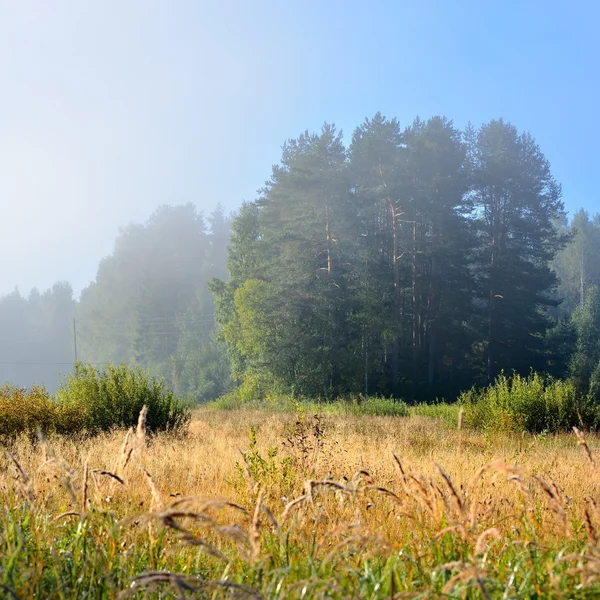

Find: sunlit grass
<box><xmin>2</xmin><ymin>407</ymin><xmax>600</xmax><ymax>598</ymax></box>
<box><xmin>210</xmin><ymin>394</ymin><xmax>409</xmax><ymax>417</ymax></box>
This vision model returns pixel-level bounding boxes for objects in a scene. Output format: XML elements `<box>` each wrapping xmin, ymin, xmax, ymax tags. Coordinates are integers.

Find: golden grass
<box><xmin>3</xmin><ymin>407</ymin><xmax>600</xmax><ymax>597</ymax></box>
<box><xmin>4</xmin><ymin>407</ymin><xmax>600</xmax><ymax>540</ymax></box>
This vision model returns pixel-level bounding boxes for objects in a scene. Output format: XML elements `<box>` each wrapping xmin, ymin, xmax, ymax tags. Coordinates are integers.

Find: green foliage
<box><xmin>168</xmin><ymin>296</ymin><xmax>233</xmax><ymax>403</ymax></box>
<box><xmin>461</xmin><ymin>372</ymin><xmax>593</xmax><ymax>433</ymax></box>
<box><xmin>468</xmin><ymin>119</ymin><xmax>566</xmax><ymax>381</ymax></box>
<box><xmin>409</xmin><ymin>402</ymin><xmax>461</xmax><ymax>426</ymax></box>
<box><xmin>3</xmin><ymin>117</ymin><xmax>594</xmax><ymax>406</ymax></box>
<box><xmin>78</xmin><ymin>204</ymin><xmax>210</xmax><ymax>366</ymax></box>
<box><xmin>544</xmin><ymin>317</ymin><xmax>577</xmax><ymax>379</ymax></box>
<box><xmin>334</xmin><ymin>396</ymin><xmax>409</xmax><ymax>417</ymax></box>
<box><xmin>0</xmin><ymin>365</ymin><xmax>189</xmax><ymax>441</ymax></box>
<box><xmin>55</xmin><ymin>363</ymin><xmax>190</xmax><ymax>434</ymax></box>
<box><xmin>0</xmin><ymin>499</ymin><xmax>206</xmax><ymax>599</ymax></box>
<box><xmin>590</xmin><ymin>361</ymin><xmax>600</xmax><ymax>402</ymax></box>
<box><xmin>0</xmin><ymin>385</ymin><xmax>84</xmax><ymax>440</ymax></box>
<box><xmin>75</xmin><ymin>204</ymin><xmax>232</xmax><ymax>398</ymax></box>
<box><xmin>177</xmin><ymin>339</ymin><xmax>232</xmax><ymax>401</ymax></box>
<box><xmin>231</xmin><ymin>426</ymin><xmax>297</xmax><ymax>499</ymax></box>
<box><xmin>213</xmin><ymin>116</ymin><xmax>568</xmax><ymax>401</ymax></box>
<box><xmin>237</xmin><ymin>370</ymin><xmax>282</xmax><ymax>402</ymax></box>
<box><xmin>210</xmin><ymin>393</ymin><xmax>409</xmax><ymax>417</ymax></box>
<box><xmin>208</xmin><ymin>390</ymin><xmax>247</xmax><ymax>410</ymax></box>
<box><xmin>231</xmin><ymin>279</ymin><xmax>275</xmax><ymax>363</ymax></box>
<box><xmin>570</xmin><ymin>286</ymin><xmax>600</xmax><ymax>400</ymax></box>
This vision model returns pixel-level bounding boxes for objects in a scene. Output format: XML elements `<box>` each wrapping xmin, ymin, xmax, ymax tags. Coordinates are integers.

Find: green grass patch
<box><xmin>409</xmin><ymin>402</ymin><xmax>461</xmax><ymax>426</ymax></box>
<box><xmin>209</xmin><ymin>393</ymin><xmax>409</xmax><ymax>417</ymax></box>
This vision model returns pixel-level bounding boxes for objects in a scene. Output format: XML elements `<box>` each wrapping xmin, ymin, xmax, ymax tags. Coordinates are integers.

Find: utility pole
<box><xmin>362</xmin><ymin>328</ymin><xmax>368</xmax><ymax>398</ymax></box>
<box><xmin>73</xmin><ymin>318</ymin><xmax>78</xmax><ymax>362</ymax></box>
<box><xmin>364</xmin><ymin>345</ymin><xmax>368</xmax><ymax>398</ymax></box>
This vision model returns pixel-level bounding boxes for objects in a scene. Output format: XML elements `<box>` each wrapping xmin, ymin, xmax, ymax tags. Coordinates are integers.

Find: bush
<box><xmin>0</xmin><ymin>385</ymin><xmax>84</xmax><ymax>441</ymax></box>
<box><xmin>0</xmin><ymin>385</ymin><xmax>54</xmax><ymax>440</ymax></box>
<box><xmin>55</xmin><ymin>363</ymin><xmax>190</xmax><ymax>434</ymax></box>
<box><xmin>210</xmin><ymin>390</ymin><xmax>247</xmax><ymax>410</ymax></box>
<box><xmin>461</xmin><ymin>372</ymin><xmax>594</xmax><ymax>433</ymax></box>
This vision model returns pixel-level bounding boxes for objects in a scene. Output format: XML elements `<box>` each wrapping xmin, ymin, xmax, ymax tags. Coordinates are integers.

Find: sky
<box><xmin>1</xmin><ymin>0</ymin><xmax>598</xmax><ymax>298</ymax></box>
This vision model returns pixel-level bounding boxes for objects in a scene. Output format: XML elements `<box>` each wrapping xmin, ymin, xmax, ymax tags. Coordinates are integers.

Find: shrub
<box><xmin>210</xmin><ymin>390</ymin><xmax>247</xmax><ymax>410</ymax></box>
<box><xmin>0</xmin><ymin>385</ymin><xmax>54</xmax><ymax>440</ymax></box>
<box><xmin>55</xmin><ymin>363</ymin><xmax>190</xmax><ymax>434</ymax></box>
<box><xmin>0</xmin><ymin>385</ymin><xmax>85</xmax><ymax>441</ymax></box>
<box><xmin>461</xmin><ymin>372</ymin><xmax>594</xmax><ymax>433</ymax></box>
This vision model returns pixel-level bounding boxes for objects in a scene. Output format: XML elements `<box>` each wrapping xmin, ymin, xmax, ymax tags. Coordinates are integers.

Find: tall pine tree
<box><xmin>468</xmin><ymin>119</ymin><xmax>566</xmax><ymax>381</ymax></box>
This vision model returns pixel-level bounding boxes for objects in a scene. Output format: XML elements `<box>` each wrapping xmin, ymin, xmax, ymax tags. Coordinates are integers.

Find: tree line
<box><xmin>211</xmin><ymin>114</ymin><xmax>600</xmax><ymax>401</ymax></box>
<box><xmin>1</xmin><ymin>113</ymin><xmax>599</xmax><ymax>401</ymax></box>
<box><xmin>0</xmin><ymin>204</ymin><xmax>232</xmax><ymax>396</ymax></box>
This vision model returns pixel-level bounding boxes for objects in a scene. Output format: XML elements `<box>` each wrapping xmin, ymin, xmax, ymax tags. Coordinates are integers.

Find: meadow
<box><xmin>2</xmin><ymin>403</ymin><xmax>600</xmax><ymax>598</ymax></box>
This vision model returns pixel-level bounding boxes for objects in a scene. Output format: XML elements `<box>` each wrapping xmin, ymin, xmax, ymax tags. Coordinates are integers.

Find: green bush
<box><xmin>0</xmin><ymin>385</ymin><xmax>85</xmax><ymax>441</ymax></box>
<box><xmin>210</xmin><ymin>390</ymin><xmax>247</xmax><ymax>410</ymax></box>
<box><xmin>0</xmin><ymin>385</ymin><xmax>53</xmax><ymax>440</ymax></box>
<box><xmin>55</xmin><ymin>363</ymin><xmax>190</xmax><ymax>434</ymax></box>
<box><xmin>461</xmin><ymin>372</ymin><xmax>594</xmax><ymax>433</ymax></box>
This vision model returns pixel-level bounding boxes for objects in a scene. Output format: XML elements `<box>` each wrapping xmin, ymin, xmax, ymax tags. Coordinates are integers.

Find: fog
<box><xmin>1</xmin><ymin>1</ymin><xmax>599</xmax><ymax>393</ymax></box>
<box><xmin>0</xmin><ymin>0</ymin><xmax>316</xmax><ymax>296</ymax></box>
<box><xmin>2</xmin><ymin>1</ymin><xmax>599</xmax><ymax>297</ymax></box>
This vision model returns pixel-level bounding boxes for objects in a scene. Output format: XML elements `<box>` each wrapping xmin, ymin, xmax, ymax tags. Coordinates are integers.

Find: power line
<box><xmin>0</xmin><ymin>315</ymin><xmax>216</xmax><ymax>332</ymax></box>
<box><xmin>0</xmin><ymin>313</ymin><xmax>220</xmax><ymax>368</ymax></box>
<box><xmin>75</xmin><ymin>314</ymin><xmax>216</xmax><ymax>326</ymax></box>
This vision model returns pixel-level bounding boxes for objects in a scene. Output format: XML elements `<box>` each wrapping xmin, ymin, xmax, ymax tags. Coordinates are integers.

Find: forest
<box><xmin>2</xmin><ymin>114</ymin><xmax>599</xmax><ymax>403</ymax></box>
<box><xmin>0</xmin><ymin>204</ymin><xmax>232</xmax><ymax>396</ymax></box>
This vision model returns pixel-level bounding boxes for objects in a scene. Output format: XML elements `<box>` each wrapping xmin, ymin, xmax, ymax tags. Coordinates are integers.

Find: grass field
<box><xmin>2</xmin><ymin>406</ymin><xmax>600</xmax><ymax>598</ymax></box>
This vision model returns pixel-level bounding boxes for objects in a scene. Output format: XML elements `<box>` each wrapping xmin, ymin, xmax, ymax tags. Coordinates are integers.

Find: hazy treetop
<box><xmin>1</xmin><ymin>0</ymin><xmax>597</xmax><ymax>297</ymax></box>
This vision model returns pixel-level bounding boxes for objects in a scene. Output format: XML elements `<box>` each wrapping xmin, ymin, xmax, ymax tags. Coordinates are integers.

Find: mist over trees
<box><xmin>553</xmin><ymin>209</ymin><xmax>600</xmax><ymax>315</ymax></box>
<box><xmin>211</xmin><ymin>114</ymin><xmax>600</xmax><ymax>401</ymax></box>
<box><xmin>0</xmin><ymin>204</ymin><xmax>232</xmax><ymax>397</ymax></box>
<box><xmin>1</xmin><ymin>113</ymin><xmax>599</xmax><ymax>402</ymax></box>
<box><xmin>0</xmin><ymin>283</ymin><xmax>76</xmax><ymax>390</ymax></box>
<box><xmin>77</xmin><ymin>203</ymin><xmax>232</xmax><ymax>399</ymax></box>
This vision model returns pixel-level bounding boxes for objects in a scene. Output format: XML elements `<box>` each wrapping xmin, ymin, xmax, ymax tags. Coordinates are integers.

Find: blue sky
<box><xmin>1</xmin><ymin>0</ymin><xmax>598</xmax><ymax>297</ymax></box>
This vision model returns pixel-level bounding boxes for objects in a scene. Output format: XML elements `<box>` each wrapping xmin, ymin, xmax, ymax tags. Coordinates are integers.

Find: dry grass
<box><xmin>3</xmin><ymin>407</ymin><xmax>600</xmax><ymax>598</ymax></box>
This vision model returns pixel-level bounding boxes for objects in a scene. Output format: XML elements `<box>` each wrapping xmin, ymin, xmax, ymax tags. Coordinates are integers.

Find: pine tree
<box><xmin>213</xmin><ymin>125</ymin><xmax>355</xmax><ymax>396</ymax></box>
<box><xmin>468</xmin><ymin>119</ymin><xmax>566</xmax><ymax>381</ymax></box>
<box><xmin>256</xmin><ymin>124</ymin><xmax>353</xmax><ymax>395</ymax></box>
<box><xmin>402</xmin><ymin>117</ymin><xmax>476</xmax><ymax>395</ymax></box>
<box><xmin>349</xmin><ymin>113</ymin><xmax>406</xmax><ymax>396</ymax></box>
